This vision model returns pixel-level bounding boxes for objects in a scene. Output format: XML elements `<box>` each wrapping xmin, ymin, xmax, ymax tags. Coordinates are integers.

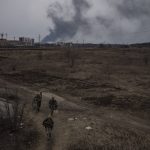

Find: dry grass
<box><xmin>0</xmin><ymin>120</ymin><xmax>39</xmax><ymax>150</ymax></box>
<box><xmin>0</xmin><ymin>48</ymin><xmax>150</xmax><ymax>112</ymax></box>
<box><xmin>0</xmin><ymin>90</ymin><xmax>39</xmax><ymax>150</ymax></box>
<box><xmin>68</xmin><ymin>123</ymin><xmax>150</xmax><ymax>150</ymax></box>
<box><xmin>0</xmin><ymin>48</ymin><xmax>150</xmax><ymax>149</ymax></box>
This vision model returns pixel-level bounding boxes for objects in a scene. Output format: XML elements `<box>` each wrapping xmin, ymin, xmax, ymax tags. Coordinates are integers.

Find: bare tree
<box><xmin>143</xmin><ymin>55</ymin><xmax>149</xmax><ymax>65</ymax></box>
<box><xmin>65</xmin><ymin>48</ymin><xmax>79</xmax><ymax>68</ymax></box>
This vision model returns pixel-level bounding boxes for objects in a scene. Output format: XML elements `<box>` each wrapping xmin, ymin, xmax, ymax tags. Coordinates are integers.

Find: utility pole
<box><xmin>76</xmin><ymin>40</ymin><xmax>78</xmax><ymax>48</ymax></box>
<box><xmin>83</xmin><ymin>40</ymin><xmax>84</xmax><ymax>47</ymax></box>
<box><xmin>1</xmin><ymin>33</ymin><xmax>4</xmax><ymax>39</ymax></box>
<box><xmin>38</xmin><ymin>34</ymin><xmax>41</xmax><ymax>47</ymax></box>
<box><xmin>5</xmin><ymin>33</ymin><xmax>7</xmax><ymax>40</ymax></box>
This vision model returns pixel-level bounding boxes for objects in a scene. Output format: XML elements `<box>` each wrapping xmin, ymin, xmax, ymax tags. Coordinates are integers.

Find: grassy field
<box><xmin>0</xmin><ymin>47</ymin><xmax>150</xmax><ymax>149</ymax></box>
<box><xmin>0</xmin><ymin>48</ymin><xmax>150</xmax><ymax>112</ymax></box>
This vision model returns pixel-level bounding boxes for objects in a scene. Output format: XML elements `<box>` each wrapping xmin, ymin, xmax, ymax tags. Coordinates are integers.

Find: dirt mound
<box><xmin>82</xmin><ymin>95</ymin><xmax>114</xmax><ymax>106</ymax></box>
<box><xmin>113</xmin><ymin>95</ymin><xmax>150</xmax><ymax>110</ymax></box>
<box><xmin>82</xmin><ymin>94</ymin><xmax>150</xmax><ymax>111</ymax></box>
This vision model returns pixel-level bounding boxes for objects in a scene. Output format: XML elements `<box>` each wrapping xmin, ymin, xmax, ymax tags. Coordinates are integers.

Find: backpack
<box><xmin>43</xmin><ymin>117</ymin><xmax>54</xmax><ymax>129</ymax></box>
<box><xmin>49</xmin><ymin>99</ymin><xmax>57</xmax><ymax>110</ymax></box>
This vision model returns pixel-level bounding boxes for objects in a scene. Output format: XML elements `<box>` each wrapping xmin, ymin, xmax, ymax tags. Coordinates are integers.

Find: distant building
<box><xmin>19</xmin><ymin>37</ymin><xmax>34</xmax><ymax>46</ymax></box>
<box><xmin>0</xmin><ymin>37</ymin><xmax>35</xmax><ymax>47</ymax></box>
<box><xmin>0</xmin><ymin>39</ymin><xmax>25</xmax><ymax>47</ymax></box>
<box><xmin>0</xmin><ymin>39</ymin><xmax>8</xmax><ymax>47</ymax></box>
<box><xmin>8</xmin><ymin>40</ymin><xmax>23</xmax><ymax>47</ymax></box>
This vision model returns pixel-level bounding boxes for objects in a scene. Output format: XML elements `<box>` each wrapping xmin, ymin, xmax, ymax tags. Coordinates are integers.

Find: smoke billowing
<box><xmin>42</xmin><ymin>0</ymin><xmax>91</xmax><ymax>43</ymax></box>
<box><xmin>42</xmin><ymin>0</ymin><xmax>150</xmax><ymax>44</ymax></box>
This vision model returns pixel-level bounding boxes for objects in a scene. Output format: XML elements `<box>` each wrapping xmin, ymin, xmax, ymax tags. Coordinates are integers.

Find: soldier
<box><xmin>43</xmin><ymin>114</ymin><xmax>54</xmax><ymax>140</ymax></box>
<box><xmin>32</xmin><ymin>92</ymin><xmax>42</xmax><ymax>112</ymax></box>
<box><xmin>49</xmin><ymin>97</ymin><xmax>58</xmax><ymax>116</ymax></box>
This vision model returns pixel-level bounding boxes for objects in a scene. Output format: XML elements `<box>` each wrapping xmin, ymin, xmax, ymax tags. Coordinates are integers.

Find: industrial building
<box><xmin>0</xmin><ymin>36</ymin><xmax>34</xmax><ymax>47</ymax></box>
<box><xmin>0</xmin><ymin>39</ymin><xmax>8</xmax><ymax>47</ymax></box>
<box><xmin>19</xmin><ymin>37</ymin><xmax>34</xmax><ymax>46</ymax></box>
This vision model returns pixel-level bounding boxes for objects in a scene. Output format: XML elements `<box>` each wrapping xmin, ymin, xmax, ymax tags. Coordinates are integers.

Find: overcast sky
<box><xmin>0</xmin><ymin>0</ymin><xmax>150</xmax><ymax>43</ymax></box>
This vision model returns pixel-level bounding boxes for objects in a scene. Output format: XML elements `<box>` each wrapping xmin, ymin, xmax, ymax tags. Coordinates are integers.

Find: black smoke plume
<box><xmin>42</xmin><ymin>0</ymin><xmax>90</xmax><ymax>43</ymax></box>
<box><xmin>43</xmin><ymin>0</ymin><xmax>150</xmax><ymax>44</ymax></box>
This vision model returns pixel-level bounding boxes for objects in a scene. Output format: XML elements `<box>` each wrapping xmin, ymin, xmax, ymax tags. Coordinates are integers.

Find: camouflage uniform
<box><xmin>32</xmin><ymin>94</ymin><xmax>42</xmax><ymax>112</ymax></box>
<box><xmin>43</xmin><ymin>117</ymin><xmax>54</xmax><ymax>139</ymax></box>
<box><xmin>49</xmin><ymin>97</ymin><xmax>58</xmax><ymax>116</ymax></box>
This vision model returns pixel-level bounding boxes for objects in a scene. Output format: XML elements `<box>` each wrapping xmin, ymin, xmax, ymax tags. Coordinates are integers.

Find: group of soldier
<box><xmin>32</xmin><ymin>92</ymin><xmax>58</xmax><ymax>140</ymax></box>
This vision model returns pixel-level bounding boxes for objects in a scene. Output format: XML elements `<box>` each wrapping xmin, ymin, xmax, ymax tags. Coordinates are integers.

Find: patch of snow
<box><xmin>83</xmin><ymin>117</ymin><xmax>87</xmax><ymax>120</ymax></box>
<box><xmin>68</xmin><ymin>117</ymin><xmax>78</xmax><ymax>121</ymax></box>
<box><xmin>74</xmin><ymin>117</ymin><xmax>78</xmax><ymax>120</ymax></box>
<box><xmin>68</xmin><ymin>118</ymin><xmax>74</xmax><ymax>121</ymax></box>
<box><xmin>85</xmin><ymin>126</ymin><xmax>93</xmax><ymax>130</ymax></box>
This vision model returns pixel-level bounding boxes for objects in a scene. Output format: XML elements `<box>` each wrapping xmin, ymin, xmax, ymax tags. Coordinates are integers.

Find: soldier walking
<box><xmin>43</xmin><ymin>114</ymin><xmax>54</xmax><ymax>140</ymax></box>
<box><xmin>32</xmin><ymin>92</ymin><xmax>42</xmax><ymax>112</ymax></box>
<box><xmin>49</xmin><ymin>97</ymin><xmax>58</xmax><ymax>116</ymax></box>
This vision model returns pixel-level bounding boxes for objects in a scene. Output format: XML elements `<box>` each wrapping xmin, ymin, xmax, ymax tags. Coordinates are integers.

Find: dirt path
<box><xmin>29</xmin><ymin>92</ymin><xmax>85</xmax><ymax>150</ymax></box>
<box><xmin>0</xmin><ymin>79</ymin><xmax>150</xmax><ymax>150</ymax></box>
<box><xmin>0</xmin><ymin>79</ymin><xmax>86</xmax><ymax>150</ymax></box>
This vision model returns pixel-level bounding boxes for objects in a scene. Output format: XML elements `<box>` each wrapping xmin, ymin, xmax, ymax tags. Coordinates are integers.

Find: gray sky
<box><xmin>0</xmin><ymin>0</ymin><xmax>50</xmax><ymax>42</ymax></box>
<box><xmin>0</xmin><ymin>0</ymin><xmax>150</xmax><ymax>43</ymax></box>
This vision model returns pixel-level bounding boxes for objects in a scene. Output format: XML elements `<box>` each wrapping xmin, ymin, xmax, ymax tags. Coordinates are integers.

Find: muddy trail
<box><xmin>0</xmin><ymin>79</ymin><xmax>150</xmax><ymax>150</ymax></box>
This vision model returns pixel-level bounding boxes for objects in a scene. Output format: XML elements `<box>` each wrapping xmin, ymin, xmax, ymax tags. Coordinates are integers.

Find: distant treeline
<box><xmin>130</xmin><ymin>42</ymin><xmax>150</xmax><ymax>48</ymax></box>
<box><xmin>0</xmin><ymin>42</ymin><xmax>150</xmax><ymax>49</ymax></box>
